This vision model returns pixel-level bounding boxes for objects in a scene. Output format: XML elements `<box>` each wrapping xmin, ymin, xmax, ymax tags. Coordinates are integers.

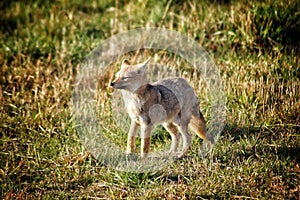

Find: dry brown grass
<box><xmin>1</xmin><ymin>0</ymin><xmax>299</xmax><ymax>199</ymax></box>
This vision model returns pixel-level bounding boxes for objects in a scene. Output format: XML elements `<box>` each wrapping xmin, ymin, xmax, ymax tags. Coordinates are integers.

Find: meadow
<box><xmin>0</xmin><ymin>0</ymin><xmax>299</xmax><ymax>199</ymax></box>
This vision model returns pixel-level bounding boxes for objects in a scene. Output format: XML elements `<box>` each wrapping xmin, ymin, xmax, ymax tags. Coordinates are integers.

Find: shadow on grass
<box><xmin>221</xmin><ymin>123</ymin><xmax>300</xmax><ymax>164</ymax></box>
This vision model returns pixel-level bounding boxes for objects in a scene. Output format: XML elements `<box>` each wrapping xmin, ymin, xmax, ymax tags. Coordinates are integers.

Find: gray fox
<box><xmin>110</xmin><ymin>58</ymin><xmax>210</xmax><ymax>158</ymax></box>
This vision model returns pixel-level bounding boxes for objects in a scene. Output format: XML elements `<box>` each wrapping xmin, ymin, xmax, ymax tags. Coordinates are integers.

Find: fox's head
<box><xmin>110</xmin><ymin>58</ymin><xmax>150</xmax><ymax>92</ymax></box>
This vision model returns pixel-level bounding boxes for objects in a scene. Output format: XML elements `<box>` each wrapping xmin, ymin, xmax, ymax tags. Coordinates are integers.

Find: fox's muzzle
<box><xmin>110</xmin><ymin>81</ymin><xmax>125</xmax><ymax>89</ymax></box>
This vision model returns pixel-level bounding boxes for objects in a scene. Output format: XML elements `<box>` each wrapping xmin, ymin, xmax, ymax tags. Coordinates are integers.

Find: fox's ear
<box><xmin>139</xmin><ymin>57</ymin><xmax>151</xmax><ymax>67</ymax></box>
<box><xmin>137</xmin><ymin>57</ymin><xmax>150</xmax><ymax>73</ymax></box>
<box><xmin>121</xmin><ymin>59</ymin><xmax>130</xmax><ymax>68</ymax></box>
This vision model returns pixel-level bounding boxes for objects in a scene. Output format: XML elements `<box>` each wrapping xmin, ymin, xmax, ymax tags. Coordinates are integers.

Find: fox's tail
<box><xmin>190</xmin><ymin>110</ymin><xmax>216</xmax><ymax>157</ymax></box>
<box><xmin>189</xmin><ymin>112</ymin><xmax>207</xmax><ymax>139</ymax></box>
<box><xmin>189</xmin><ymin>110</ymin><xmax>214</xmax><ymax>144</ymax></box>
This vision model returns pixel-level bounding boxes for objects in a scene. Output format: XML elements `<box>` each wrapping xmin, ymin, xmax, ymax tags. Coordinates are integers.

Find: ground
<box><xmin>0</xmin><ymin>0</ymin><xmax>299</xmax><ymax>199</ymax></box>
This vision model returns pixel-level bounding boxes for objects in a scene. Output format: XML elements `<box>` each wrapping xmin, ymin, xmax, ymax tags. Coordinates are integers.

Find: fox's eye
<box><xmin>121</xmin><ymin>77</ymin><xmax>130</xmax><ymax>80</ymax></box>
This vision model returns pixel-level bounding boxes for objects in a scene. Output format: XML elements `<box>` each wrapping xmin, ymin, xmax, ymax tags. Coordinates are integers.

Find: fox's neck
<box><xmin>134</xmin><ymin>84</ymin><xmax>151</xmax><ymax>96</ymax></box>
<box><xmin>130</xmin><ymin>80</ymin><xmax>149</xmax><ymax>94</ymax></box>
<box><xmin>121</xmin><ymin>83</ymin><xmax>152</xmax><ymax>101</ymax></box>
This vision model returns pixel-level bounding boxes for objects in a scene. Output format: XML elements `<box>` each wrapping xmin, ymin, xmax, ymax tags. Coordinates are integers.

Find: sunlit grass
<box><xmin>0</xmin><ymin>0</ymin><xmax>299</xmax><ymax>199</ymax></box>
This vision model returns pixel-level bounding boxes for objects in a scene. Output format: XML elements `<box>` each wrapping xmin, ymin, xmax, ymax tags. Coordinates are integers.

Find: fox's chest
<box><xmin>121</xmin><ymin>90</ymin><xmax>161</xmax><ymax>125</ymax></box>
<box><xmin>125</xmin><ymin>96</ymin><xmax>155</xmax><ymax>125</ymax></box>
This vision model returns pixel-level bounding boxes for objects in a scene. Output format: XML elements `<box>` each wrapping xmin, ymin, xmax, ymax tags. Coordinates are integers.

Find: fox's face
<box><xmin>111</xmin><ymin>58</ymin><xmax>150</xmax><ymax>92</ymax></box>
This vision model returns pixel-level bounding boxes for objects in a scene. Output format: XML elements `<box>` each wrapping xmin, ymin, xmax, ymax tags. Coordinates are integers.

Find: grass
<box><xmin>1</xmin><ymin>0</ymin><xmax>299</xmax><ymax>199</ymax></box>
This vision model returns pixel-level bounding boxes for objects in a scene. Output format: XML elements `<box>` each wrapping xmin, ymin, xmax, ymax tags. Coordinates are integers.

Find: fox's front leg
<box><xmin>126</xmin><ymin>120</ymin><xmax>140</xmax><ymax>154</ymax></box>
<box><xmin>140</xmin><ymin>125</ymin><xmax>152</xmax><ymax>158</ymax></box>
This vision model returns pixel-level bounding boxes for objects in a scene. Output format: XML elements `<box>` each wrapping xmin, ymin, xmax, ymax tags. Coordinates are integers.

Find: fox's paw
<box><xmin>125</xmin><ymin>152</ymin><xmax>139</xmax><ymax>161</ymax></box>
<box><xmin>125</xmin><ymin>150</ymin><xmax>132</xmax><ymax>155</ymax></box>
<box><xmin>141</xmin><ymin>153</ymin><xmax>149</xmax><ymax>159</ymax></box>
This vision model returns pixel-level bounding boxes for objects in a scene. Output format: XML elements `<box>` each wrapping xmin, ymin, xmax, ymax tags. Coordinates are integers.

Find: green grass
<box><xmin>1</xmin><ymin>0</ymin><xmax>299</xmax><ymax>199</ymax></box>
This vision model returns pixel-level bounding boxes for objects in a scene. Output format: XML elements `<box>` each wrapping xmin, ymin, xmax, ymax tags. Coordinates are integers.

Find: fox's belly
<box><xmin>127</xmin><ymin>103</ymin><xmax>180</xmax><ymax>126</ymax></box>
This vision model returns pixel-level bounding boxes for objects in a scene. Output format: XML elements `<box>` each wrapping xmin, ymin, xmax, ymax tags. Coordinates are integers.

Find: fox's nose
<box><xmin>110</xmin><ymin>82</ymin><xmax>115</xmax><ymax>87</ymax></box>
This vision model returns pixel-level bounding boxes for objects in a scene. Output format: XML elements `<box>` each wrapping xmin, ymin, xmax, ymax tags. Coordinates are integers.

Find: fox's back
<box><xmin>153</xmin><ymin>77</ymin><xmax>198</xmax><ymax>110</ymax></box>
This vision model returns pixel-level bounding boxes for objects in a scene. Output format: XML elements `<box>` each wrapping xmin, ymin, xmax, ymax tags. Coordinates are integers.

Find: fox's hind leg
<box><xmin>163</xmin><ymin>123</ymin><xmax>180</xmax><ymax>155</ymax></box>
<box><xmin>126</xmin><ymin>121</ymin><xmax>140</xmax><ymax>154</ymax></box>
<box><xmin>177</xmin><ymin>120</ymin><xmax>192</xmax><ymax>158</ymax></box>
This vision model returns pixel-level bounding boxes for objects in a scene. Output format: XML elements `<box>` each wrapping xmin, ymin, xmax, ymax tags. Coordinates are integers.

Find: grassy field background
<box><xmin>1</xmin><ymin>0</ymin><xmax>299</xmax><ymax>199</ymax></box>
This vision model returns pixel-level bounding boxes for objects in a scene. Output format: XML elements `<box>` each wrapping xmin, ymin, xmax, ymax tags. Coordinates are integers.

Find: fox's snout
<box><xmin>110</xmin><ymin>76</ymin><xmax>120</xmax><ymax>88</ymax></box>
<box><xmin>110</xmin><ymin>81</ymin><xmax>115</xmax><ymax>87</ymax></box>
<box><xmin>110</xmin><ymin>79</ymin><xmax>125</xmax><ymax>89</ymax></box>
